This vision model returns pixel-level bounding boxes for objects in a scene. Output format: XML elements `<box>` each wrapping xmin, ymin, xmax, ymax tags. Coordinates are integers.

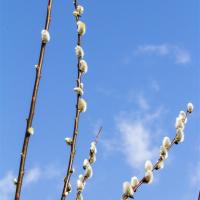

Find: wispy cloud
<box><xmin>102</xmin><ymin>94</ymin><xmax>165</xmax><ymax>171</ymax></box>
<box><xmin>115</xmin><ymin>108</ymin><xmax>163</xmax><ymax>170</ymax></box>
<box><xmin>116</xmin><ymin>116</ymin><xmax>158</xmax><ymax>169</ymax></box>
<box><xmin>24</xmin><ymin>167</ymin><xmax>41</xmax><ymax>186</ymax></box>
<box><xmin>191</xmin><ymin>161</ymin><xmax>200</xmax><ymax>187</ymax></box>
<box><xmin>136</xmin><ymin>44</ymin><xmax>191</xmax><ymax>64</ymax></box>
<box><xmin>137</xmin><ymin>95</ymin><xmax>150</xmax><ymax>110</ymax></box>
<box><xmin>0</xmin><ymin>172</ymin><xmax>15</xmax><ymax>200</ymax></box>
<box><xmin>0</xmin><ymin>164</ymin><xmax>63</xmax><ymax>200</ymax></box>
<box><xmin>127</xmin><ymin>92</ymin><xmax>150</xmax><ymax>110</ymax></box>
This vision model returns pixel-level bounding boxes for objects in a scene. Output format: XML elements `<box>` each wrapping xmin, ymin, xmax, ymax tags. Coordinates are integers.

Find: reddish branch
<box><xmin>60</xmin><ymin>1</ymin><xmax>85</xmax><ymax>199</ymax></box>
<box><xmin>122</xmin><ymin>111</ymin><xmax>191</xmax><ymax>200</ymax></box>
<box><xmin>14</xmin><ymin>1</ymin><xmax>53</xmax><ymax>199</ymax></box>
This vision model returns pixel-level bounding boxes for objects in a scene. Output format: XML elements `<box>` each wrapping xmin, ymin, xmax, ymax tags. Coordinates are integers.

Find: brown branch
<box><xmin>14</xmin><ymin>1</ymin><xmax>53</xmax><ymax>199</ymax></box>
<box><xmin>122</xmin><ymin>111</ymin><xmax>191</xmax><ymax>200</ymax></box>
<box><xmin>75</xmin><ymin>127</ymin><xmax>103</xmax><ymax>200</ymax></box>
<box><xmin>60</xmin><ymin>1</ymin><xmax>85</xmax><ymax>199</ymax></box>
<box><xmin>94</xmin><ymin>126</ymin><xmax>103</xmax><ymax>144</ymax></box>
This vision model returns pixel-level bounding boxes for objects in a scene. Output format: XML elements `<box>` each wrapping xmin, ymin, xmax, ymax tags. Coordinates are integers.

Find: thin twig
<box><xmin>14</xmin><ymin>1</ymin><xmax>53</xmax><ymax>199</ymax></box>
<box><xmin>75</xmin><ymin>127</ymin><xmax>103</xmax><ymax>200</ymax></box>
<box><xmin>95</xmin><ymin>126</ymin><xmax>103</xmax><ymax>144</ymax></box>
<box><xmin>60</xmin><ymin>1</ymin><xmax>85</xmax><ymax>199</ymax></box>
<box><xmin>122</xmin><ymin>111</ymin><xmax>191</xmax><ymax>200</ymax></box>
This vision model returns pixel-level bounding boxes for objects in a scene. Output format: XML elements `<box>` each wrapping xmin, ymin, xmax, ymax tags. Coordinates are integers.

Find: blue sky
<box><xmin>0</xmin><ymin>0</ymin><xmax>200</xmax><ymax>200</ymax></box>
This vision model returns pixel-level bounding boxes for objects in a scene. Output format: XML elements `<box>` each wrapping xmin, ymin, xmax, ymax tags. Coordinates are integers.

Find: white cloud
<box><xmin>174</xmin><ymin>48</ymin><xmax>191</xmax><ymax>64</ymax></box>
<box><xmin>24</xmin><ymin>167</ymin><xmax>41</xmax><ymax>186</ymax></box>
<box><xmin>127</xmin><ymin>92</ymin><xmax>150</xmax><ymax>110</ymax></box>
<box><xmin>136</xmin><ymin>44</ymin><xmax>191</xmax><ymax>64</ymax></box>
<box><xmin>0</xmin><ymin>164</ymin><xmax>63</xmax><ymax>199</ymax></box>
<box><xmin>137</xmin><ymin>95</ymin><xmax>150</xmax><ymax>110</ymax></box>
<box><xmin>23</xmin><ymin>165</ymin><xmax>63</xmax><ymax>185</ymax></box>
<box><xmin>118</xmin><ymin>118</ymin><xmax>158</xmax><ymax>169</ymax></box>
<box><xmin>137</xmin><ymin>44</ymin><xmax>169</xmax><ymax>56</ymax></box>
<box><xmin>0</xmin><ymin>172</ymin><xmax>15</xmax><ymax>200</ymax></box>
<box><xmin>102</xmin><ymin>108</ymin><xmax>163</xmax><ymax>172</ymax></box>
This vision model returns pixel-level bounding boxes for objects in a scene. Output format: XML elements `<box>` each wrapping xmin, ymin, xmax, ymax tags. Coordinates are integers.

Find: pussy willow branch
<box><xmin>14</xmin><ymin>1</ymin><xmax>53</xmax><ymax>199</ymax></box>
<box><xmin>60</xmin><ymin>1</ymin><xmax>83</xmax><ymax>199</ymax></box>
<box><xmin>75</xmin><ymin>127</ymin><xmax>103</xmax><ymax>200</ymax></box>
<box><xmin>122</xmin><ymin>111</ymin><xmax>191</xmax><ymax>200</ymax></box>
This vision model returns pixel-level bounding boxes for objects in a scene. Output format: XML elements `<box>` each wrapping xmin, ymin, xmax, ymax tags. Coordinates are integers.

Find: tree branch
<box><xmin>14</xmin><ymin>1</ymin><xmax>53</xmax><ymax>199</ymax></box>
<box><xmin>60</xmin><ymin>1</ymin><xmax>87</xmax><ymax>199</ymax></box>
<box><xmin>75</xmin><ymin>127</ymin><xmax>103</xmax><ymax>200</ymax></box>
<box><xmin>122</xmin><ymin>109</ymin><xmax>192</xmax><ymax>200</ymax></box>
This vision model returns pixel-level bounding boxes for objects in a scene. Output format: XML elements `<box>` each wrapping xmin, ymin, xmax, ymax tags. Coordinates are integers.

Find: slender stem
<box><xmin>14</xmin><ymin>1</ymin><xmax>53</xmax><ymax>199</ymax></box>
<box><xmin>75</xmin><ymin>127</ymin><xmax>103</xmax><ymax>200</ymax></box>
<box><xmin>122</xmin><ymin>111</ymin><xmax>191</xmax><ymax>200</ymax></box>
<box><xmin>95</xmin><ymin>126</ymin><xmax>103</xmax><ymax>144</ymax></box>
<box><xmin>60</xmin><ymin>1</ymin><xmax>84</xmax><ymax>199</ymax></box>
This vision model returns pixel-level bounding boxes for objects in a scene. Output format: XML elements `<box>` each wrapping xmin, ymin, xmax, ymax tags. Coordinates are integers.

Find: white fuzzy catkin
<box><xmin>77</xmin><ymin>5</ymin><xmax>84</xmax><ymax>15</ymax></box>
<box><xmin>13</xmin><ymin>178</ymin><xmax>18</xmax><ymax>185</ymax></box>
<box><xmin>78</xmin><ymin>174</ymin><xmax>84</xmax><ymax>182</ymax></box>
<box><xmin>162</xmin><ymin>137</ymin><xmax>171</xmax><ymax>150</ymax></box>
<box><xmin>179</xmin><ymin>111</ymin><xmax>186</xmax><ymax>123</ymax></box>
<box><xmin>64</xmin><ymin>191</ymin><xmax>69</xmax><ymax>196</ymax></box>
<box><xmin>175</xmin><ymin>128</ymin><xmax>184</xmax><ymax>143</ymax></box>
<box><xmin>67</xmin><ymin>183</ymin><xmax>72</xmax><ymax>192</ymax></box>
<box><xmin>84</xmin><ymin>164</ymin><xmax>93</xmax><ymax>179</ymax></box>
<box><xmin>144</xmin><ymin>160</ymin><xmax>153</xmax><ymax>172</ymax></box>
<box><xmin>79</xmin><ymin>60</ymin><xmax>88</xmax><ymax>73</ymax></box>
<box><xmin>131</xmin><ymin>176</ymin><xmax>139</xmax><ymax>188</ymax></box>
<box><xmin>74</xmin><ymin>87</ymin><xmax>84</xmax><ymax>96</ymax></box>
<box><xmin>160</xmin><ymin>146</ymin><xmax>168</xmax><ymax>160</ymax></box>
<box><xmin>80</xmin><ymin>83</ymin><xmax>84</xmax><ymax>89</ymax></box>
<box><xmin>73</xmin><ymin>5</ymin><xmax>84</xmax><ymax>17</ymax></box>
<box><xmin>27</xmin><ymin>127</ymin><xmax>34</xmax><ymax>135</ymax></box>
<box><xmin>77</xmin><ymin>179</ymin><xmax>85</xmax><ymax>192</ymax></box>
<box><xmin>90</xmin><ymin>142</ymin><xmax>97</xmax><ymax>154</ymax></box>
<box><xmin>187</xmin><ymin>102</ymin><xmax>194</xmax><ymax>113</ymax></box>
<box><xmin>175</xmin><ymin>117</ymin><xmax>184</xmax><ymax>130</ymax></box>
<box><xmin>78</xmin><ymin>98</ymin><xmax>87</xmax><ymax>112</ymax></box>
<box><xmin>41</xmin><ymin>30</ymin><xmax>50</xmax><ymax>43</ymax></box>
<box><xmin>77</xmin><ymin>193</ymin><xmax>83</xmax><ymax>200</ymax></box>
<box><xmin>89</xmin><ymin>154</ymin><xmax>96</xmax><ymax>164</ymax></box>
<box><xmin>65</xmin><ymin>137</ymin><xmax>73</xmax><ymax>145</ymax></box>
<box><xmin>144</xmin><ymin>170</ymin><xmax>153</xmax><ymax>184</ymax></box>
<box><xmin>77</xmin><ymin>21</ymin><xmax>86</xmax><ymax>36</ymax></box>
<box><xmin>155</xmin><ymin>160</ymin><xmax>164</xmax><ymax>170</ymax></box>
<box><xmin>75</xmin><ymin>45</ymin><xmax>84</xmax><ymax>58</ymax></box>
<box><xmin>83</xmin><ymin>159</ymin><xmax>90</xmax><ymax>169</ymax></box>
<box><xmin>123</xmin><ymin>182</ymin><xmax>134</xmax><ymax>197</ymax></box>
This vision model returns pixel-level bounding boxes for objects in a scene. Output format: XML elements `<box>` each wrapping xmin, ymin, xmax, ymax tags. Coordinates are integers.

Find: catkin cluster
<box><xmin>122</xmin><ymin>103</ymin><xmax>194</xmax><ymax>200</ymax></box>
<box><xmin>76</xmin><ymin>141</ymin><xmax>97</xmax><ymax>200</ymax></box>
